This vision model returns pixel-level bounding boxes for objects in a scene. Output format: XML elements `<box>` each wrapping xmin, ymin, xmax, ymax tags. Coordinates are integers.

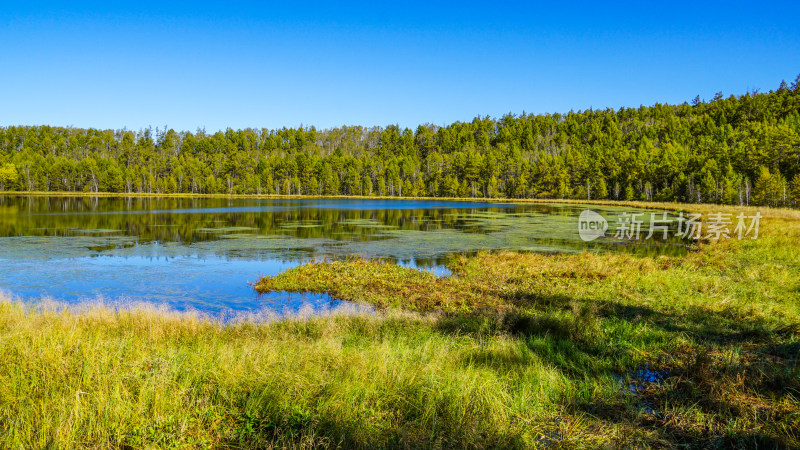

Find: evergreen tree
<box><xmin>0</xmin><ymin>76</ymin><xmax>797</xmax><ymax>204</ymax></box>
<box><xmin>595</xmin><ymin>177</ymin><xmax>608</xmax><ymax>200</ymax></box>
<box><xmin>792</xmin><ymin>173</ymin><xmax>800</xmax><ymax>206</ymax></box>
<box><xmin>0</xmin><ymin>163</ymin><xmax>18</xmax><ymax>190</ymax></box>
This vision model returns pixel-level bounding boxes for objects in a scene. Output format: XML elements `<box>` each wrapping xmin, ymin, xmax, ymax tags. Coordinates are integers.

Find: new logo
<box><xmin>578</xmin><ymin>209</ymin><xmax>608</xmax><ymax>242</ymax></box>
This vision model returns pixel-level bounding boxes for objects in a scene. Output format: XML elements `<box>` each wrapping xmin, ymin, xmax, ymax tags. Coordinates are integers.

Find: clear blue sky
<box><xmin>2</xmin><ymin>1</ymin><xmax>799</xmax><ymax>133</ymax></box>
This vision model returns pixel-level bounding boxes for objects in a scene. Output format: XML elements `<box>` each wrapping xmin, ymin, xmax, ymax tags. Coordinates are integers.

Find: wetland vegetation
<box><xmin>0</xmin><ymin>196</ymin><xmax>684</xmax><ymax>311</ymax></box>
<box><xmin>0</xmin><ymin>200</ymin><xmax>797</xmax><ymax>448</ymax></box>
<box><xmin>1</xmin><ymin>77</ymin><xmax>798</xmax><ymax>449</ymax></box>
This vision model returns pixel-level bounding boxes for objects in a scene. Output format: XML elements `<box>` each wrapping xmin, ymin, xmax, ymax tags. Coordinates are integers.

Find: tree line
<box><xmin>1</xmin><ymin>76</ymin><xmax>799</xmax><ymax>206</ymax></box>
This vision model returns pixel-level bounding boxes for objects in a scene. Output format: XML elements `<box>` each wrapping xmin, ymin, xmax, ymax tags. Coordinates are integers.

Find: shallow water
<box><xmin>0</xmin><ymin>196</ymin><xmax>687</xmax><ymax>314</ymax></box>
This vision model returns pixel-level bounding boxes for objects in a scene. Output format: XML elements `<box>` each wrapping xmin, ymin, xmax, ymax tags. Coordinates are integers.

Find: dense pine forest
<box><xmin>2</xmin><ymin>77</ymin><xmax>799</xmax><ymax>206</ymax></box>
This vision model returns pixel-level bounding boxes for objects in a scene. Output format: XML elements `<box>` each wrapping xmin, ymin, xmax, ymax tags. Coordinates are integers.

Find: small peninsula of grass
<box><xmin>1</xmin><ymin>203</ymin><xmax>798</xmax><ymax>448</ymax></box>
<box><xmin>255</xmin><ymin>203</ymin><xmax>800</xmax><ymax>447</ymax></box>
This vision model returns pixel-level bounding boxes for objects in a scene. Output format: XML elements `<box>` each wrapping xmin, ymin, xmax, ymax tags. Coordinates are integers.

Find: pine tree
<box><xmin>376</xmin><ymin>177</ymin><xmax>387</xmax><ymax>196</ymax></box>
<box><xmin>403</xmin><ymin>179</ymin><xmax>414</xmax><ymax>197</ymax></box>
<box><xmin>0</xmin><ymin>163</ymin><xmax>18</xmax><ymax>190</ymax></box>
<box><xmin>699</xmin><ymin>170</ymin><xmax>717</xmax><ymax>203</ymax></box>
<box><xmin>624</xmin><ymin>184</ymin><xmax>635</xmax><ymax>201</ymax></box>
<box><xmin>362</xmin><ymin>175</ymin><xmax>372</xmax><ymax>195</ymax></box>
<box><xmin>721</xmin><ymin>166</ymin><xmax>739</xmax><ymax>204</ymax></box>
<box><xmin>752</xmin><ymin>167</ymin><xmax>774</xmax><ymax>206</ymax></box>
<box><xmin>792</xmin><ymin>73</ymin><xmax>800</xmax><ymax>92</ymax></box>
<box><xmin>0</xmin><ymin>80</ymin><xmax>797</xmax><ymax>204</ymax></box>
<box><xmin>596</xmin><ymin>177</ymin><xmax>608</xmax><ymax>199</ymax></box>
<box><xmin>792</xmin><ymin>173</ymin><xmax>800</xmax><ymax>206</ymax></box>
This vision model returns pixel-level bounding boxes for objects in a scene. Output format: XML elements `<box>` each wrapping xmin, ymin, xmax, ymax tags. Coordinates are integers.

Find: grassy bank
<box><xmin>255</xmin><ymin>204</ymin><xmax>800</xmax><ymax>447</ymax></box>
<box><xmin>1</xmin><ymin>202</ymin><xmax>798</xmax><ymax>448</ymax></box>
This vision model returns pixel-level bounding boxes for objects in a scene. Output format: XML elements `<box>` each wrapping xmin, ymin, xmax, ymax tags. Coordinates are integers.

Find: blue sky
<box><xmin>2</xmin><ymin>1</ymin><xmax>799</xmax><ymax>132</ymax></box>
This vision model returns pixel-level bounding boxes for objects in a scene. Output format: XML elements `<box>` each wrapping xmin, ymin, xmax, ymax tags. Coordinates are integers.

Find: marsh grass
<box><xmin>2</xmin><ymin>201</ymin><xmax>799</xmax><ymax>448</ymax></box>
<box><xmin>0</xmin><ymin>298</ymin><xmax>574</xmax><ymax>449</ymax></box>
<box><xmin>254</xmin><ymin>204</ymin><xmax>800</xmax><ymax>447</ymax></box>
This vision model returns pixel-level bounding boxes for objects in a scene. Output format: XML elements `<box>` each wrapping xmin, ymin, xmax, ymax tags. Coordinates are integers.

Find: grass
<box><xmin>1</xmin><ymin>201</ymin><xmax>799</xmax><ymax>448</ymax></box>
<box><xmin>0</xmin><ymin>302</ymin><xmax>571</xmax><ymax>448</ymax></box>
<box><xmin>254</xmin><ymin>203</ymin><xmax>800</xmax><ymax>447</ymax></box>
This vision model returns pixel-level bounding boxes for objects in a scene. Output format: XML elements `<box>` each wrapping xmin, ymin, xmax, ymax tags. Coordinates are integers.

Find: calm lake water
<box><xmin>0</xmin><ymin>196</ymin><xmax>686</xmax><ymax>314</ymax></box>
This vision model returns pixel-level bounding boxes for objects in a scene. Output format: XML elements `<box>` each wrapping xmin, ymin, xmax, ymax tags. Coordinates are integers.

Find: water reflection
<box><xmin>0</xmin><ymin>196</ymin><xmax>688</xmax><ymax>313</ymax></box>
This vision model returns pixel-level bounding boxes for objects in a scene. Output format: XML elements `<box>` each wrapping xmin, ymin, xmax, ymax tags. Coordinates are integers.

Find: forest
<box><xmin>1</xmin><ymin>76</ymin><xmax>799</xmax><ymax>206</ymax></box>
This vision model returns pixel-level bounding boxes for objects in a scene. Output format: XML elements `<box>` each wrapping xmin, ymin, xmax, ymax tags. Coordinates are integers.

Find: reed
<box><xmin>1</xmin><ymin>201</ymin><xmax>798</xmax><ymax>448</ymax></box>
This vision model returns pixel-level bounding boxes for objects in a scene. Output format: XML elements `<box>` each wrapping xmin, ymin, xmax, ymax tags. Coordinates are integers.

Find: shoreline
<box><xmin>4</xmin><ymin>190</ymin><xmax>797</xmax><ymax>215</ymax></box>
<box><xmin>0</xmin><ymin>222</ymin><xmax>797</xmax><ymax>446</ymax></box>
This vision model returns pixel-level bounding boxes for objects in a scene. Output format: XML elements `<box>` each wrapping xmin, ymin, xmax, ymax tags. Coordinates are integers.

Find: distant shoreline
<box><xmin>5</xmin><ymin>191</ymin><xmax>796</xmax><ymax>215</ymax></box>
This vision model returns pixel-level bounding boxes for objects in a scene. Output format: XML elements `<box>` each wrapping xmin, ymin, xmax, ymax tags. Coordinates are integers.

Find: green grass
<box><xmin>254</xmin><ymin>204</ymin><xmax>800</xmax><ymax>447</ymax></box>
<box><xmin>1</xmin><ymin>202</ymin><xmax>799</xmax><ymax>448</ymax></box>
<box><xmin>0</xmin><ymin>302</ymin><xmax>573</xmax><ymax>448</ymax></box>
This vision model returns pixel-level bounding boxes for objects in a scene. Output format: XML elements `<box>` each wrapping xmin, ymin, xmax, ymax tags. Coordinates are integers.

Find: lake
<box><xmin>0</xmin><ymin>196</ymin><xmax>687</xmax><ymax>315</ymax></box>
